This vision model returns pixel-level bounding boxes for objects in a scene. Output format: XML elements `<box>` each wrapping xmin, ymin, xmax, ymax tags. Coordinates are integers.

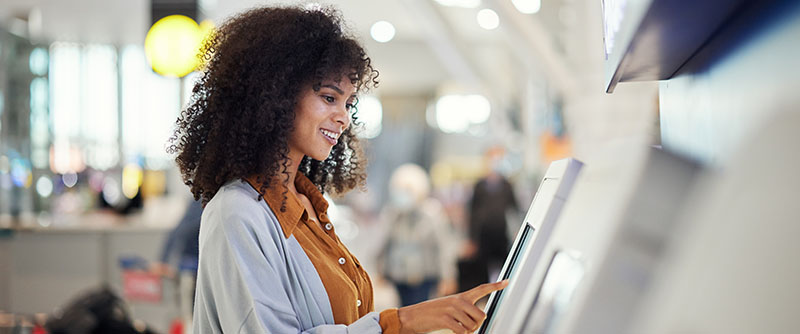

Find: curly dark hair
<box><xmin>167</xmin><ymin>5</ymin><xmax>379</xmax><ymax>206</ymax></box>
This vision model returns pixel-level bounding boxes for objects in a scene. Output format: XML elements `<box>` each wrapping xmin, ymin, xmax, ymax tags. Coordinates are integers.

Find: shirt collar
<box><xmin>245</xmin><ymin>173</ymin><xmax>328</xmax><ymax>239</ymax></box>
<box><xmin>294</xmin><ymin>173</ymin><xmax>329</xmax><ymax>215</ymax></box>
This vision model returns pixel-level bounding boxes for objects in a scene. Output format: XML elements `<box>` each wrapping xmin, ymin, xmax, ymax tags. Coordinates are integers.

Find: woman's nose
<box><xmin>334</xmin><ymin>105</ymin><xmax>350</xmax><ymax>129</ymax></box>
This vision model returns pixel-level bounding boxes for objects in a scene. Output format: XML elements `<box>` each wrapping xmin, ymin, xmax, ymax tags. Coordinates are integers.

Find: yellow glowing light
<box><xmin>144</xmin><ymin>15</ymin><xmax>206</xmax><ymax>78</ymax></box>
<box><xmin>199</xmin><ymin>20</ymin><xmax>215</xmax><ymax>40</ymax></box>
<box><xmin>141</xmin><ymin>170</ymin><xmax>166</xmax><ymax>199</ymax></box>
<box><xmin>197</xmin><ymin>20</ymin><xmax>216</xmax><ymax>67</ymax></box>
<box><xmin>122</xmin><ymin>164</ymin><xmax>144</xmax><ymax>199</ymax></box>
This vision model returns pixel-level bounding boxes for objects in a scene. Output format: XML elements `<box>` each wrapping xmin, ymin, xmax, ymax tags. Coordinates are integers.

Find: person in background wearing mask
<box><xmin>461</xmin><ymin>147</ymin><xmax>519</xmax><ymax>292</ymax></box>
<box><xmin>378</xmin><ymin>164</ymin><xmax>459</xmax><ymax>307</ymax></box>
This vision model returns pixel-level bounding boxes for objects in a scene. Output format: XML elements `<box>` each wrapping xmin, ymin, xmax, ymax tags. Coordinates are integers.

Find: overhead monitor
<box><xmin>602</xmin><ymin>0</ymin><xmax>749</xmax><ymax>93</ymax></box>
<box><xmin>478</xmin><ymin>158</ymin><xmax>584</xmax><ymax>334</ymax></box>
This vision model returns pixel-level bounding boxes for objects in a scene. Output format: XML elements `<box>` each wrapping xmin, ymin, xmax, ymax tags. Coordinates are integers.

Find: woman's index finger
<box><xmin>462</xmin><ymin>280</ymin><xmax>509</xmax><ymax>304</ymax></box>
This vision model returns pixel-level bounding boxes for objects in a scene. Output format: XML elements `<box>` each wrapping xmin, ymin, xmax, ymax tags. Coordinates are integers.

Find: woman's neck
<box><xmin>283</xmin><ymin>152</ymin><xmax>304</xmax><ymax>196</ymax></box>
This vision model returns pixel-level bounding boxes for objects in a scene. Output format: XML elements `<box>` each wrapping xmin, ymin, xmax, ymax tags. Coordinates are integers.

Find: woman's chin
<box><xmin>310</xmin><ymin>151</ymin><xmax>332</xmax><ymax>161</ymax></box>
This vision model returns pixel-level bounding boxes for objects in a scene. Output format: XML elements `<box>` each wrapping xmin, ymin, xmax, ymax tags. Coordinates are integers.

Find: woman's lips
<box><xmin>320</xmin><ymin>128</ymin><xmax>339</xmax><ymax>145</ymax></box>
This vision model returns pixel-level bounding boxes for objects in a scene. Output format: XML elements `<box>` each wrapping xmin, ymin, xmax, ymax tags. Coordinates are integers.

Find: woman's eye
<box><xmin>345</xmin><ymin>103</ymin><xmax>355</xmax><ymax>111</ymax></box>
<box><xmin>323</xmin><ymin>96</ymin><xmax>335</xmax><ymax>103</ymax></box>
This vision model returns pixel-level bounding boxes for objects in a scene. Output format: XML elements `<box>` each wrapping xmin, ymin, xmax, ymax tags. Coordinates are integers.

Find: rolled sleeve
<box><xmin>379</xmin><ymin>309</ymin><xmax>402</xmax><ymax>334</ymax></box>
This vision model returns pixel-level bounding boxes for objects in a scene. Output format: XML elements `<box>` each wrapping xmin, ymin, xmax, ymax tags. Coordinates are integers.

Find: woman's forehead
<box><xmin>318</xmin><ymin>76</ymin><xmax>358</xmax><ymax>94</ymax></box>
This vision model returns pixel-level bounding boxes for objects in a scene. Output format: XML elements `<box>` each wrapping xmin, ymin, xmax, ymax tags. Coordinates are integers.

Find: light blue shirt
<box><xmin>192</xmin><ymin>180</ymin><xmax>383</xmax><ymax>333</ymax></box>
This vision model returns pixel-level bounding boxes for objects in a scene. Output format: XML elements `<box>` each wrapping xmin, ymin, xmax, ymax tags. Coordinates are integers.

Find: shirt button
<box><xmin>357</xmin><ymin>299</ymin><xmax>362</xmax><ymax>307</ymax></box>
<box><xmin>324</xmin><ymin>223</ymin><xmax>333</xmax><ymax>231</ymax></box>
<box><xmin>338</xmin><ymin>257</ymin><xmax>346</xmax><ymax>265</ymax></box>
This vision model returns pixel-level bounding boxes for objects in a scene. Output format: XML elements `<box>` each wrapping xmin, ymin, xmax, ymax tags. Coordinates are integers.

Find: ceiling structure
<box><xmin>0</xmin><ymin>0</ymin><xmax>592</xmax><ymax>99</ymax></box>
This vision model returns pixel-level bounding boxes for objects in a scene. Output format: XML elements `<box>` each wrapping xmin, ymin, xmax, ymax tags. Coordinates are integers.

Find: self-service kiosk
<box><xmin>628</xmin><ymin>111</ymin><xmax>800</xmax><ymax>334</ymax></box>
<box><xmin>478</xmin><ymin>158</ymin><xmax>583</xmax><ymax>333</ymax></box>
<box><xmin>480</xmin><ymin>147</ymin><xmax>702</xmax><ymax>334</ymax></box>
<box><xmin>558</xmin><ymin>149</ymin><xmax>703</xmax><ymax>334</ymax></box>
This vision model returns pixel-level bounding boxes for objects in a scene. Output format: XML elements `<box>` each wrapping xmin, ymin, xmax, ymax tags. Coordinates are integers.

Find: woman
<box><xmin>169</xmin><ymin>5</ymin><xmax>506</xmax><ymax>333</ymax></box>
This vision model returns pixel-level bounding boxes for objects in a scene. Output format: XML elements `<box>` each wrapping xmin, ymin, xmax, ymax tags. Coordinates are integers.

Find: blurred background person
<box><xmin>151</xmin><ymin>197</ymin><xmax>202</xmax><ymax>332</ymax></box>
<box><xmin>460</xmin><ymin>146</ymin><xmax>519</xmax><ymax>292</ymax></box>
<box><xmin>152</xmin><ymin>198</ymin><xmax>202</xmax><ymax>279</ymax></box>
<box><xmin>378</xmin><ymin>163</ymin><xmax>459</xmax><ymax>307</ymax></box>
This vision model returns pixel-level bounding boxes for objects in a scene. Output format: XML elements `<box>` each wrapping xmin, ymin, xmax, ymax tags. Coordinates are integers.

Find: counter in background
<box><xmin>0</xmin><ymin>195</ymin><xmax>189</xmax><ymax>333</ymax></box>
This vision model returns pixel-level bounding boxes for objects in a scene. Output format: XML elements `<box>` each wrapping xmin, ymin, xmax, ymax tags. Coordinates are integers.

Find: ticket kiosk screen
<box><xmin>479</xmin><ymin>223</ymin><xmax>535</xmax><ymax>332</ymax></box>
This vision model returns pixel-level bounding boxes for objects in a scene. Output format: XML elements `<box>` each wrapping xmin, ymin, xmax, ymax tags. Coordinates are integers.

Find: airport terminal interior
<box><xmin>0</xmin><ymin>0</ymin><xmax>798</xmax><ymax>333</ymax></box>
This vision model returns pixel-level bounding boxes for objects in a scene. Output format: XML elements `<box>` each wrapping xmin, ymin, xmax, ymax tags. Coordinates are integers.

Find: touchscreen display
<box><xmin>479</xmin><ymin>223</ymin><xmax>535</xmax><ymax>333</ymax></box>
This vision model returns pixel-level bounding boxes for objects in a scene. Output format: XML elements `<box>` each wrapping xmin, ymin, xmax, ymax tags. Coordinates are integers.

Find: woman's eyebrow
<box><xmin>321</xmin><ymin>84</ymin><xmax>344</xmax><ymax>95</ymax></box>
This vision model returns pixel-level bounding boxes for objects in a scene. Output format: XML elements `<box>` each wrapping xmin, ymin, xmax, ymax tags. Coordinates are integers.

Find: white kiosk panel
<box><xmin>478</xmin><ymin>158</ymin><xmax>583</xmax><ymax>333</ymax></box>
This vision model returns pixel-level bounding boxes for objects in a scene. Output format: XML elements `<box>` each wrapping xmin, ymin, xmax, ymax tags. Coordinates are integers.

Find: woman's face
<box><xmin>289</xmin><ymin>77</ymin><xmax>356</xmax><ymax>162</ymax></box>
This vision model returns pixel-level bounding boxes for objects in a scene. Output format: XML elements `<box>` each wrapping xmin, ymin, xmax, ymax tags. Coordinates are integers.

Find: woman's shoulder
<box><xmin>199</xmin><ymin>179</ymin><xmax>291</xmax><ymax>248</ymax></box>
<box><xmin>209</xmin><ymin>179</ymin><xmax>260</xmax><ymax>204</ymax></box>
<box><xmin>204</xmin><ymin>179</ymin><xmax>267</xmax><ymax>224</ymax></box>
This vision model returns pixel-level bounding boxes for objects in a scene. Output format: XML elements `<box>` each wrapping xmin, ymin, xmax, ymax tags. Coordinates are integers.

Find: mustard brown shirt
<box><xmin>252</xmin><ymin>173</ymin><xmax>400</xmax><ymax>328</ymax></box>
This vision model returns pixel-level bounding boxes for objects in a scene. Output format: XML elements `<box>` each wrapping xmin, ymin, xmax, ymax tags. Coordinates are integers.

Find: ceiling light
<box><xmin>370</xmin><ymin>21</ymin><xmax>396</xmax><ymax>43</ymax></box>
<box><xmin>477</xmin><ymin>9</ymin><xmax>500</xmax><ymax>30</ymax></box>
<box><xmin>434</xmin><ymin>0</ymin><xmax>481</xmax><ymax>8</ymax></box>
<box><xmin>435</xmin><ymin>94</ymin><xmax>491</xmax><ymax>134</ymax></box>
<box><xmin>512</xmin><ymin>0</ymin><xmax>542</xmax><ymax>14</ymax></box>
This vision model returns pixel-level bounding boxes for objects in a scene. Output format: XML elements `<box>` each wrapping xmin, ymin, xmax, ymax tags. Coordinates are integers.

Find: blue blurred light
<box><xmin>10</xmin><ymin>158</ymin><xmax>32</xmax><ymax>188</ymax></box>
<box><xmin>29</xmin><ymin>47</ymin><xmax>49</xmax><ymax>76</ymax></box>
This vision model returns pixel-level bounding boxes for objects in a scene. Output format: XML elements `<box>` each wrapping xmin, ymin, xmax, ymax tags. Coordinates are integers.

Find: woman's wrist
<box><xmin>397</xmin><ymin>306</ymin><xmax>413</xmax><ymax>334</ymax></box>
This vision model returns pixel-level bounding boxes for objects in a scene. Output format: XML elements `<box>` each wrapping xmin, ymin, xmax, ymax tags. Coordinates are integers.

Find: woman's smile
<box><xmin>320</xmin><ymin>128</ymin><xmax>341</xmax><ymax>145</ymax></box>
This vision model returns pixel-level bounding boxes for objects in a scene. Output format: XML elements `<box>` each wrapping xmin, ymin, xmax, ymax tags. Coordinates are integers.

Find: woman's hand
<box><xmin>397</xmin><ymin>280</ymin><xmax>508</xmax><ymax>334</ymax></box>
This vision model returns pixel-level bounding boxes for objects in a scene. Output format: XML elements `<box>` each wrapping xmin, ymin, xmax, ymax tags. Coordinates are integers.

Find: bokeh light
<box><xmin>144</xmin><ymin>15</ymin><xmax>213</xmax><ymax>77</ymax></box>
<box><xmin>62</xmin><ymin>172</ymin><xmax>78</xmax><ymax>188</ymax></box>
<box><xmin>435</xmin><ymin>94</ymin><xmax>491</xmax><ymax>133</ymax></box>
<box><xmin>36</xmin><ymin>176</ymin><xmax>53</xmax><ymax>197</ymax></box>
<box><xmin>512</xmin><ymin>0</ymin><xmax>542</xmax><ymax>14</ymax></box>
<box><xmin>357</xmin><ymin>96</ymin><xmax>383</xmax><ymax>139</ymax></box>
<box><xmin>370</xmin><ymin>21</ymin><xmax>396</xmax><ymax>43</ymax></box>
<box><xmin>10</xmin><ymin>158</ymin><xmax>32</xmax><ymax>188</ymax></box>
<box><xmin>477</xmin><ymin>9</ymin><xmax>500</xmax><ymax>30</ymax></box>
<box><xmin>434</xmin><ymin>0</ymin><xmax>481</xmax><ymax>8</ymax></box>
<box><xmin>122</xmin><ymin>164</ymin><xmax>144</xmax><ymax>199</ymax></box>
<box><xmin>29</xmin><ymin>47</ymin><xmax>49</xmax><ymax>76</ymax></box>
<box><xmin>103</xmin><ymin>177</ymin><xmax>121</xmax><ymax>205</ymax></box>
